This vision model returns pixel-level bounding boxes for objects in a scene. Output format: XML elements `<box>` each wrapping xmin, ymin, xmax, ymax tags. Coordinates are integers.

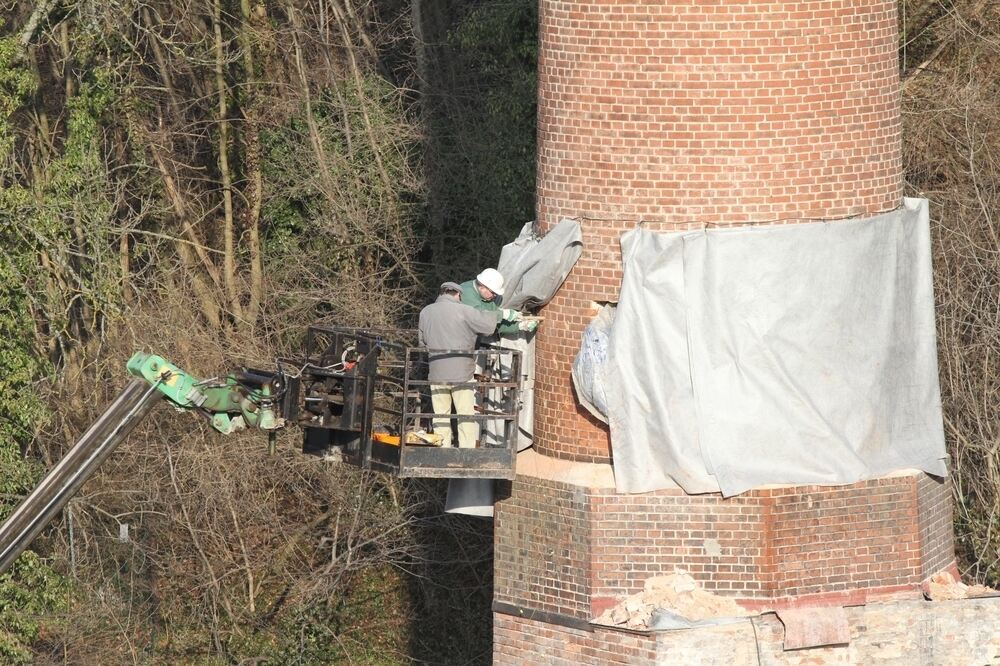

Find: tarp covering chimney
<box><xmin>497</xmin><ymin>219</ymin><xmax>583</xmax><ymax>312</ymax></box>
<box><xmin>494</xmin><ymin>218</ymin><xmax>583</xmax><ymax>451</ymax></box>
<box><xmin>446</xmin><ymin>219</ymin><xmax>582</xmax><ymax>517</ymax></box>
<box><xmin>602</xmin><ymin>198</ymin><xmax>948</xmax><ymax>496</ymax></box>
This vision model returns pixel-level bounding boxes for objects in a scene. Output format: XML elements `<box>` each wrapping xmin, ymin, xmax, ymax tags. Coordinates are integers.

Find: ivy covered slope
<box><xmin>0</xmin><ymin>30</ymin><xmax>70</xmax><ymax>665</ymax></box>
<box><xmin>0</xmin><ymin>0</ymin><xmax>466</xmax><ymax>662</ymax></box>
<box><xmin>0</xmin><ymin>0</ymin><xmax>994</xmax><ymax>663</ymax></box>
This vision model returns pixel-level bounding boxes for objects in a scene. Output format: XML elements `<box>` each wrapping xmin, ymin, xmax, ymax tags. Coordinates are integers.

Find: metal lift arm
<box><xmin>0</xmin><ymin>354</ymin><xmax>287</xmax><ymax>575</ymax></box>
<box><xmin>0</xmin><ymin>331</ymin><xmax>521</xmax><ymax>575</ymax></box>
<box><xmin>0</xmin><ymin>380</ymin><xmax>164</xmax><ymax>574</ymax></box>
<box><xmin>126</xmin><ymin>352</ymin><xmax>285</xmax><ymax>435</ymax></box>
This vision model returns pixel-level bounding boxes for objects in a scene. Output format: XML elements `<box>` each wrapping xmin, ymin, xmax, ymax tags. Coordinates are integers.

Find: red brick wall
<box><xmin>589</xmin><ymin>490</ymin><xmax>770</xmax><ymax>599</ymax></box>
<box><xmin>917</xmin><ymin>473</ymin><xmax>955</xmax><ymax>578</ymax></box>
<box><xmin>765</xmin><ymin>479</ymin><xmax>922</xmax><ymax>598</ymax></box>
<box><xmin>533</xmin><ymin>0</ymin><xmax>902</xmax><ymax>462</ymax></box>
<box><xmin>494</xmin><ymin>478</ymin><xmax>592</xmax><ymax>618</ymax></box>
<box><xmin>494</xmin><ymin>472</ymin><xmax>955</xmax><ymax>617</ymax></box>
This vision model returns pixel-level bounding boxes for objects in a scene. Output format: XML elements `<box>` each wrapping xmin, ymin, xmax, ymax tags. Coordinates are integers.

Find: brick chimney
<box><xmin>494</xmin><ymin>1</ymin><xmax>955</xmax><ymax>661</ymax></box>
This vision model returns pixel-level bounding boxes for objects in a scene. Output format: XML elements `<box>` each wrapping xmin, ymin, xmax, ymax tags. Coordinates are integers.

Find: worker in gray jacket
<box><xmin>418</xmin><ymin>282</ymin><xmax>519</xmax><ymax>448</ymax></box>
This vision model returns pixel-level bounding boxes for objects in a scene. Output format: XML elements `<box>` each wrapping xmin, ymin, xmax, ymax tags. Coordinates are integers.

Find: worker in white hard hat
<box><xmin>459</xmin><ymin>268</ymin><xmax>538</xmax><ymax>335</ymax></box>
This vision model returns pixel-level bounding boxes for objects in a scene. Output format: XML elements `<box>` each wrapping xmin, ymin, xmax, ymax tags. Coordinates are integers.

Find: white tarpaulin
<box><xmin>604</xmin><ymin>198</ymin><xmax>948</xmax><ymax>496</ymax></box>
<box><xmin>495</xmin><ymin>219</ymin><xmax>583</xmax><ymax>451</ymax></box>
<box><xmin>572</xmin><ymin>304</ymin><xmax>615</xmax><ymax>424</ymax></box>
<box><xmin>445</xmin><ymin>220</ymin><xmax>582</xmax><ymax>517</ymax></box>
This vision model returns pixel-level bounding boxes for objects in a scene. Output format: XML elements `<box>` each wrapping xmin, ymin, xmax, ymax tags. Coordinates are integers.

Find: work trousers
<box><xmin>430</xmin><ymin>384</ymin><xmax>477</xmax><ymax>448</ymax></box>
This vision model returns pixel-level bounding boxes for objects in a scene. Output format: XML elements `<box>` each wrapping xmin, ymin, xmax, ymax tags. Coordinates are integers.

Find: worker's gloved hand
<box><xmin>501</xmin><ymin>308</ymin><xmax>521</xmax><ymax>322</ymax></box>
<box><xmin>518</xmin><ymin>319</ymin><xmax>538</xmax><ymax>333</ymax></box>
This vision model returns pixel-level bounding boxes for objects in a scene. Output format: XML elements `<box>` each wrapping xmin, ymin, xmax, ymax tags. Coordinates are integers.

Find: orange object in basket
<box><xmin>372</xmin><ymin>431</ymin><xmax>400</xmax><ymax>446</ymax></box>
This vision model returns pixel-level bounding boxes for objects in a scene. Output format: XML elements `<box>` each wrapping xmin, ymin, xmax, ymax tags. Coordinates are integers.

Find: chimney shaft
<box><xmin>533</xmin><ymin>0</ymin><xmax>901</xmax><ymax>462</ymax></box>
<box><xmin>493</xmin><ymin>3</ymin><xmax>956</xmax><ymax>661</ymax></box>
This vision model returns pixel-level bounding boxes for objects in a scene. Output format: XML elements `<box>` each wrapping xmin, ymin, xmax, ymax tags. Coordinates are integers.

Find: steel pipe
<box><xmin>0</xmin><ymin>380</ymin><xmax>163</xmax><ymax>573</ymax></box>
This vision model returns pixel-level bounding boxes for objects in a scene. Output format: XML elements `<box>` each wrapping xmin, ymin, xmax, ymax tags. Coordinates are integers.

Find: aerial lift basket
<box><xmin>284</xmin><ymin>326</ymin><xmax>521</xmax><ymax>480</ymax></box>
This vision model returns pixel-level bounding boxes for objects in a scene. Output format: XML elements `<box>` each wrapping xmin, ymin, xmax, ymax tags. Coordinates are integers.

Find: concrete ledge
<box><xmin>515</xmin><ymin>448</ymin><xmax>932</xmax><ymax>494</ymax></box>
<box><xmin>514</xmin><ymin>448</ymin><xmax>619</xmax><ymax>489</ymax></box>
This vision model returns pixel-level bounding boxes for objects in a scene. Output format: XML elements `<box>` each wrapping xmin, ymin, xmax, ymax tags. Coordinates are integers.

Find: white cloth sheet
<box><xmin>603</xmin><ymin>198</ymin><xmax>948</xmax><ymax>496</ymax></box>
<box><xmin>496</xmin><ymin>219</ymin><xmax>583</xmax><ymax>450</ymax></box>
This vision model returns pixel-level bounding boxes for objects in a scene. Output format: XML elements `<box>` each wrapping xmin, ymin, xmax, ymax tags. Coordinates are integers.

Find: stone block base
<box><xmin>494</xmin><ymin>597</ymin><xmax>1000</xmax><ymax>665</ymax></box>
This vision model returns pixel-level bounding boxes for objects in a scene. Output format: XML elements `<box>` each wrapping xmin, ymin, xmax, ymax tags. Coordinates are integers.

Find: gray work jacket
<box><xmin>418</xmin><ymin>295</ymin><xmax>499</xmax><ymax>382</ymax></box>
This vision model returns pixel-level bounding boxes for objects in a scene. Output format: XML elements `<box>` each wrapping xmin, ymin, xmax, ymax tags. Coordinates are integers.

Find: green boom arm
<box><xmin>126</xmin><ymin>352</ymin><xmax>284</xmax><ymax>434</ymax></box>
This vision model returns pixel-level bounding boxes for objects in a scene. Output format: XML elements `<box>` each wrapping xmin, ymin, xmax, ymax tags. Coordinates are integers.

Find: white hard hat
<box><xmin>476</xmin><ymin>268</ymin><xmax>505</xmax><ymax>296</ymax></box>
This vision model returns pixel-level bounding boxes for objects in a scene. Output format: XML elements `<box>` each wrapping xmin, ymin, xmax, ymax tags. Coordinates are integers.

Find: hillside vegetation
<box><xmin>0</xmin><ymin>0</ymin><xmax>995</xmax><ymax>663</ymax></box>
<box><xmin>901</xmin><ymin>0</ymin><xmax>1000</xmax><ymax>586</ymax></box>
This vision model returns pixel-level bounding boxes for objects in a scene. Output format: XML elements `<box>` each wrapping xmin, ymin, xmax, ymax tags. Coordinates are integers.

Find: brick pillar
<box><xmin>495</xmin><ymin>2</ymin><xmax>955</xmax><ymax>661</ymax></box>
<box><xmin>533</xmin><ymin>0</ymin><xmax>901</xmax><ymax>463</ymax></box>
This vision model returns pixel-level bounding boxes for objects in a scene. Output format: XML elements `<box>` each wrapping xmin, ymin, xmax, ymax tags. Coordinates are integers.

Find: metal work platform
<box><xmin>283</xmin><ymin>326</ymin><xmax>521</xmax><ymax>480</ymax></box>
<box><xmin>0</xmin><ymin>324</ymin><xmax>522</xmax><ymax>576</ymax></box>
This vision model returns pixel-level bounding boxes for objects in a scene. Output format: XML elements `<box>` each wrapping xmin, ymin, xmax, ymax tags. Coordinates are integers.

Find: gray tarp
<box><xmin>604</xmin><ymin>198</ymin><xmax>948</xmax><ymax>496</ymax></box>
<box><xmin>445</xmin><ymin>219</ymin><xmax>582</xmax><ymax>516</ymax></box>
<box><xmin>497</xmin><ymin>219</ymin><xmax>583</xmax><ymax>312</ymax></box>
<box><xmin>494</xmin><ymin>218</ymin><xmax>583</xmax><ymax>451</ymax></box>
